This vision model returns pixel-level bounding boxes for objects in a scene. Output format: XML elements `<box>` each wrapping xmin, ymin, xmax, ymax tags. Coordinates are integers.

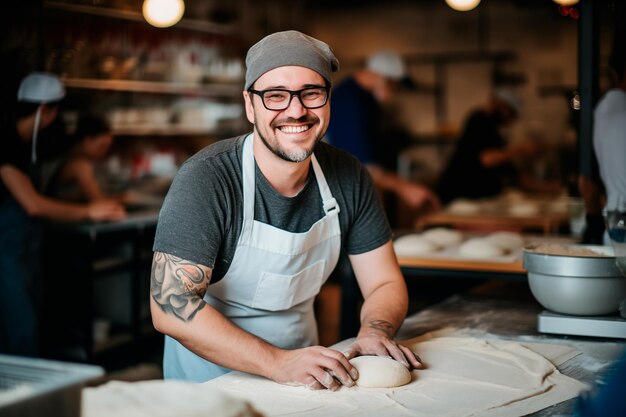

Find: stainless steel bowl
<box><xmin>523</xmin><ymin>244</ymin><xmax>626</xmax><ymax>316</ymax></box>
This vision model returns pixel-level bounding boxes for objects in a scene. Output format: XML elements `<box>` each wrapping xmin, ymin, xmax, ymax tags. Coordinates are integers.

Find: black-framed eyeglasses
<box><xmin>248</xmin><ymin>86</ymin><xmax>330</xmax><ymax>111</ymax></box>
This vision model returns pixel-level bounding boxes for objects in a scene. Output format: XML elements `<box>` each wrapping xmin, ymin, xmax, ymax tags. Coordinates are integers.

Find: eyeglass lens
<box><xmin>262</xmin><ymin>88</ymin><xmax>328</xmax><ymax>110</ymax></box>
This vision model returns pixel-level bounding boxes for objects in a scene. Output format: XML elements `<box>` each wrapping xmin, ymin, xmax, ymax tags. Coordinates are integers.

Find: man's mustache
<box><xmin>271</xmin><ymin>115</ymin><xmax>319</xmax><ymax>128</ymax></box>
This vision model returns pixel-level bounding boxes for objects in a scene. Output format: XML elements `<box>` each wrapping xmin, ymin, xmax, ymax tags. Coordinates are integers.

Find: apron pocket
<box><xmin>252</xmin><ymin>260</ymin><xmax>326</xmax><ymax>311</ymax></box>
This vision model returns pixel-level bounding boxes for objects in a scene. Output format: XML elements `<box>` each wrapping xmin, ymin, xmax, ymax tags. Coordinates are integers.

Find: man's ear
<box><xmin>243</xmin><ymin>91</ymin><xmax>255</xmax><ymax>124</ymax></box>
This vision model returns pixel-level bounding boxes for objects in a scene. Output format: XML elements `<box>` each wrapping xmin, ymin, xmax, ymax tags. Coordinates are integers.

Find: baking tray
<box><xmin>0</xmin><ymin>354</ymin><xmax>104</xmax><ymax>417</ymax></box>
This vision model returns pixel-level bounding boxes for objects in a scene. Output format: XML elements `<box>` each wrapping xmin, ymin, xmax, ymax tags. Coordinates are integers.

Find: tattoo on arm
<box><xmin>151</xmin><ymin>251</ymin><xmax>211</xmax><ymax>322</ymax></box>
<box><xmin>368</xmin><ymin>319</ymin><xmax>395</xmax><ymax>337</ymax></box>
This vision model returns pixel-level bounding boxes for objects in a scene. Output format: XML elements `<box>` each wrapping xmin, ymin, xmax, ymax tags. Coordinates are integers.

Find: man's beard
<box><xmin>255</xmin><ymin>118</ymin><xmax>324</xmax><ymax>163</ymax></box>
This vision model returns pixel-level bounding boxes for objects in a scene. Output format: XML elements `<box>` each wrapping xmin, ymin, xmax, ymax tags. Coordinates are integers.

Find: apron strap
<box><xmin>311</xmin><ymin>155</ymin><xmax>340</xmax><ymax>215</ymax></box>
<box><xmin>240</xmin><ymin>134</ymin><xmax>255</xmax><ymax>240</ymax></box>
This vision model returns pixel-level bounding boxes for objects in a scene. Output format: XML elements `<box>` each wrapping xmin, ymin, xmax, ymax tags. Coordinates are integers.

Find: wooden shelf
<box><xmin>44</xmin><ymin>1</ymin><xmax>234</xmax><ymax>34</ymax></box>
<box><xmin>112</xmin><ymin>125</ymin><xmax>239</xmax><ymax>137</ymax></box>
<box><xmin>62</xmin><ymin>77</ymin><xmax>242</xmax><ymax>97</ymax></box>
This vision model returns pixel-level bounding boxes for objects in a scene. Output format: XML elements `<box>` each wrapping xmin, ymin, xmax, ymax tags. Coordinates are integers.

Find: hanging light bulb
<box><xmin>552</xmin><ymin>0</ymin><xmax>579</xmax><ymax>5</ymax></box>
<box><xmin>445</xmin><ymin>0</ymin><xmax>481</xmax><ymax>12</ymax></box>
<box><xmin>142</xmin><ymin>0</ymin><xmax>185</xmax><ymax>28</ymax></box>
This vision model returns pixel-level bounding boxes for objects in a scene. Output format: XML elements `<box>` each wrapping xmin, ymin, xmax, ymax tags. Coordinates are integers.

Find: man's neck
<box><xmin>252</xmin><ymin>136</ymin><xmax>311</xmax><ymax>197</ymax></box>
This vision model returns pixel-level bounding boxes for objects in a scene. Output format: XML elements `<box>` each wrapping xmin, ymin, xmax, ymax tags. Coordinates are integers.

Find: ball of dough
<box><xmin>394</xmin><ymin>234</ymin><xmax>438</xmax><ymax>257</ymax></box>
<box><xmin>349</xmin><ymin>356</ymin><xmax>412</xmax><ymax>388</ymax></box>
<box><xmin>447</xmin><ymin>199</ymin><xmax>481</xmax><ymax>215</ymax></box>
<box><xmin>508</xmin><ymin>202</ymin><xmax>540</xmax><ymax>217</ymax></box>
<box><xmin>501</xmin><ymin>189</ymin><xmax>526</xmax><ymax>202</ymax></box>
<box><xmin>485</xmin><ymin>231</ymin><xmax>524</xmax><ymax>251</ymax></box>
<box><xmin>458</xmin><ymin>237</ymin><xmax>506</xmax><ymax>258</ymax></box>
<box><xmin>421</xmin><ymin>227</ymin><xmax>464</xmax><ymax>248</ymax></box>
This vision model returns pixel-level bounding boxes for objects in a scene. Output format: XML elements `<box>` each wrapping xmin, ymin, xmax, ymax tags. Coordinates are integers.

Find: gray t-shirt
<box><xmin>153</xmin><ymin>134</ymin><xmax>391</xmax><ymax>282</ymax></box>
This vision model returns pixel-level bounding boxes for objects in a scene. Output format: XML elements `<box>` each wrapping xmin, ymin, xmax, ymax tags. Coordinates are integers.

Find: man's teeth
<box><xmin>280</xmin><ymin>125</ymin><xmax>309</xmax><ymax>133</ymax></box>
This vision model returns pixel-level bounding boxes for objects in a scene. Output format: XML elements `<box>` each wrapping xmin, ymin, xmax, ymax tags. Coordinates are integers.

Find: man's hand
<box><xmin>272</xmin><ymin>346</ymin><xmax>359</xmax><ymax>391</ymax></box>
<box><xmin>396</xmin><ymin>182</ymin><xmax>440</xmax><ymax>211</ymax></box>
<box><xmin>366</xmin><ymin>164</ymin><xmax>440</xmax><ymax>211</ymax></box>
<box><xmin>344</xmin><ymin>333</ymin><xmax>423</xmax><ymax>370</ymax></box>
<box><xmin>87</xmin><ymin>200</ymin><xmax>126</xmax><ymax>222</ymax></box>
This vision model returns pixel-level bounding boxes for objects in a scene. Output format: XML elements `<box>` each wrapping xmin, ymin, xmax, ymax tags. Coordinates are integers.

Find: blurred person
<box><xmin>151</xmin><ymin>31</ymin><xmax>422</xmax><ymax>387</ymax></box>
<box><xmin>46</xmin><ymin>113</ymin><xmax>120</xmax><ymax>203</ymax></box>
<box><xmin>577</xmin><ymin>174</ymin><xmax>605</xmax><ymax>244</ymax></box>
<box><xmin>0</xmin><ymin>73</ymin><xmax>125</xmax><ymax>356</ymax></box>
<box><xmin>574</xmin><ymin>26</ymin><xmax>626</xmax><ymax>417</ymax></box>
<box><xmin>577</xmin><ymin>27</ymin><xmax>626</xmax><ymax>245</ymax></box>
<box><xmin>592</xmin><ymin>29</ymin><xmax>626</xmax><ymax>228</ymax></box>
<box><xmin>326</xmin><ymin>50</ymin><xmax>439</xmax><ymax>216</ymax></box>
<box><xmin>575</xmin><ymin>351</ymin><xmax>626</xmax><ymax>417</ymax></box>
<box><xmin>436</xmin><ymin>89</ymin><xmax>546</xmax><ymax>205</ymax></box>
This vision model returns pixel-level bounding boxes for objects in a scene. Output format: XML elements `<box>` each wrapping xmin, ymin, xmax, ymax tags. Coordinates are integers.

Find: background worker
<box><xmin>326</xmin><ymin>50</ymin><xmax>439</xmax><ymax>220</ymax></box>
<box><xmin>592</xmin><ymin>30</ymin><xmax>626</xmax><ymax>232</ymax></box>
<box><xmin>436</xmin><ymin>89</ymin><xmax>545</xmax><ymax>205</ymax></box>
<box><xmin>46</xmin><ymin>113</ymin><xmax>120</xmax><ymax>203</ymax></box>
<box><xmin>0</xmin><ymin>72</ymin><xmax>125</xmax><ymax>356</ymax></box>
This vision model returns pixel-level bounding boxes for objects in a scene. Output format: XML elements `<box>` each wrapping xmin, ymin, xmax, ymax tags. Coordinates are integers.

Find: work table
<box><xmin>398</xmin><ymin>292</ymin><xmax>625</xmax><ymax>417</ymax></box>
<box><xmin>42</xmin><ymin>208</ymin><xmax>160</xmax><ymax>363</ymax></box>
<box><xmin>207</xmin><ymin>286</ymin><xmax>626</xmax><ymax>416</ymax></box>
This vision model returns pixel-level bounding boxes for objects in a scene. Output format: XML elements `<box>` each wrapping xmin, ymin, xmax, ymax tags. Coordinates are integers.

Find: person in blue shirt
<box><xmin>326</xmin><ymin>50</ymin><xmax>439</xmax><ymax>217</ymax></box>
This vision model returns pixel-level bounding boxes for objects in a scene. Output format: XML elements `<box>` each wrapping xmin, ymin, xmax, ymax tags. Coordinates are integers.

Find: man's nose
<box><xmin>283</xmin><ymin>94</ymin><xmax>307</xmax><ymax>118</ymax></box>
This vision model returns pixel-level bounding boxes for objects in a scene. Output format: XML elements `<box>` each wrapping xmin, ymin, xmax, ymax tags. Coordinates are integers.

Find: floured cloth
<box><xmin>82</xmin><ymin>380</ymin><xmax>261</xmax><ymax>417</ymax></box>
<box><xmin>204</xmin><ymin>333</ymin><xmax>588</xmax><ymax>417</ymax></box>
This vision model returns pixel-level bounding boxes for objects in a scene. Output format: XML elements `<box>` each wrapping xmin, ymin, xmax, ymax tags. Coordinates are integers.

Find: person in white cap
<box><xmin>151</xmin><ymin>31</ymin><xmax>422</xmax><ymax>387</ymax></box>
<box><xmin>326</xmin><ymin>50</ymin><xmax>439</xmax><ymax>218</ymax></box>
<box><xmin>0</xmin><ymin>72</ymin><xmax>126</xmax><ymax>356</ymax></box>
<box><xmin>436</xmin><ymin>88</ymin><xmax>543</xmax><ymax>204</ymax></box>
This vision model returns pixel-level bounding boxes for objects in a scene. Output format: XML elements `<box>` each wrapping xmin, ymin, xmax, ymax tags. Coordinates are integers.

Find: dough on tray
<box><xmin>349</xmin><ymin>356</ymin><xmax>412</xmax><ymax>388</ymax></box>
<box><xmin>421</xmin><ymin>227</ymin><xmax>464</xmax><ymax>248</ymax></box>
<box><xmin>508</xmin><ymin>202</ymin><xmax>540</xmax><ymax>217</ymax></box>
<box><xmin>459</xmin><ymin>237</ymin><xmax>506</xmax><ymax>258</ymax></box>
<box><xmin>486</xmin><ymin>231</ymin><xmax>525</xmax><ymax>251</ymax></box>
<box><xmin>447</xmin><ymin>199</ymin><xmax>481</xmax><ymax>215</ymax></box>
<box><xmin>394</xmin><ymin>234</ymin><xmax>438</xmax><ymax>257</ymax></box>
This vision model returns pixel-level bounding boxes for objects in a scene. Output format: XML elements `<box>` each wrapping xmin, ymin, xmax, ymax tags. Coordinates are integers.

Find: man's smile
<box><xmin>278</xmin><ymin>124</ymin><xmax>312</xmax><ymax>134</ymax></box>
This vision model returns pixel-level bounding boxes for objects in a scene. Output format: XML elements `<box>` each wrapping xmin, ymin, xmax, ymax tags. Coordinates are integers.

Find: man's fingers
<box><xmin>313</xmin><ymin>369</ymin><xmax>341</xmax><ymax>391</ymax></box>
<box><xmin>399</xmin><ymin>344</ymin><xmax>424</xmax><ymax>369</ymax></box>
<box><xmin>304</xmin><ymin>376</ymin><xmax>324</xmax><ymax>390</ymax></box>
<box><xmin>383</xmin><ymin>339</ymin><xmax>423</xmax><ymax>369</ymax></box>
<box><xmin>327</xmin><ymin>369</ymin><xmax>356</xmax><ymax>388</ymax></box>
<box><xmin>318</xmin><ymin>352</ymin><xmax>356</xmax><ymax>387</ymax></box>
<box><xmin>325</xmin><ymin>349</ymin><xmax>359</xmax><ymax>381</ymax></box>
<box><xmin>342</xmin><ymin>346</ymin><xmax>358</xmax><ymax>360</ymax></box>
<box><xmin>383</xmin><ymin>339</ymin><xmax>410</xmax><ymax>368</ymax></box>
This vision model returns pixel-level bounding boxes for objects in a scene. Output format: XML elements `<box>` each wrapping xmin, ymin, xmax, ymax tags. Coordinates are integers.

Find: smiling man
<box><xmin>150</xmin><ymin>30</ymin><xmax>422</xmax><ymax>389</ymax></box>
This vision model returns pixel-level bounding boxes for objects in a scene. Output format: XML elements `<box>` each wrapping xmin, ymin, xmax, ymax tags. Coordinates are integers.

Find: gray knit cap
<box><xmin>245</xmin><ymin>30</ymin><xmax>340</xmax><ymax>90</ymax></box>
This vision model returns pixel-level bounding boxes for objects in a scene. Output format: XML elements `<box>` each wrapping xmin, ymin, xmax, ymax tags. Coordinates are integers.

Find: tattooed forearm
<box><xmin>368</xmin><ymin>319</ymin><xmax>395</xmax><ymax>337</ymax></box>
<box><xmin>151</xmin><ymin>251</ymin><xmax>211</xmax><ymax>322</ymax></box>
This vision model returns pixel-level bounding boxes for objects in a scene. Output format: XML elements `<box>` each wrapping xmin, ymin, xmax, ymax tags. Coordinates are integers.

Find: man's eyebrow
<box><xmin>256</xmin><ymin>83</ymin><xmax>326</xmax><ymax>90</ymax></box>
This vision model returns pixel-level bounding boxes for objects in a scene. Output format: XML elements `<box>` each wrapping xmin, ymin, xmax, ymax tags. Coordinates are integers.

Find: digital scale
<box><xmin>538</xmin><ymin>310</ymin><xmax>626</xmax><ymax>339</ymax></box>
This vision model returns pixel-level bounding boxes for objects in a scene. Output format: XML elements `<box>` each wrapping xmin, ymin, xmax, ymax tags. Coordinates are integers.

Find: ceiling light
<box><xmin>445</xmin><ymin>0</ymin><xmax>481</xmax><ymax>12</ymax></box>
<box><xmin>142</xmin><ymin>0</ymin><xmax>185</xmax><ymax>28</ymax></box>
<box><xmin>552</xmin><ymin>0</ymin><xmax>579</xmax><ymax>5</ymax></box>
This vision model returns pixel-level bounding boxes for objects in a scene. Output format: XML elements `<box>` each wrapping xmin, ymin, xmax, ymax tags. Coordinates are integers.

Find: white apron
<box><xmin>164</xmin><ymin>135</ymin><xmax>342</xmax><ymax>381</ymax></box>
